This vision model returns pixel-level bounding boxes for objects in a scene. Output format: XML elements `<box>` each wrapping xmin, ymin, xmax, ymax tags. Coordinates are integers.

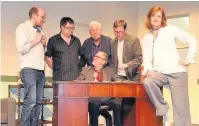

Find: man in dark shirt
<box><xmin>80</xmin><ymin>21</ymin><xmax>112</xmax><ymax>67</ymax></box>
<box><xmin>45</xmin><ymin>17</ymin><xmax>82</xmax><ymax>81</ymax></box>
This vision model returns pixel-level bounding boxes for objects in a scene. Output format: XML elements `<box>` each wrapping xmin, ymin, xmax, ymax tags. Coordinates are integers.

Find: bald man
<box><xmin>16</xmin><ymin>6</ymin><xmax>47</xmax><ymax>126</ymax></box>
<box><xmin>79</xmin><ymin>21</ymin><xmax>112</xmax><ymax>67</ymax></box>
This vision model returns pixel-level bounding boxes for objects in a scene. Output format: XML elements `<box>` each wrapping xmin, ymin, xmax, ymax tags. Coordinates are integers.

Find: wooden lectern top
<box><xmin>53</xmin><ymin>81</ymin><xmax>147</xmax><ymax>98</ymax></box>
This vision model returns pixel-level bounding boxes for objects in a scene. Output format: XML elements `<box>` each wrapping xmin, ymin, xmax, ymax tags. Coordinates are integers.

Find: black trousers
<box><xmin>89</xmin><ymin>98</ymin><xmax>122</xmax><ymax>126</ymax></box>
<box><xmin>121</xmin><ymin>98</ymin><xmax>136</xmax><ymax>125</ymax></box>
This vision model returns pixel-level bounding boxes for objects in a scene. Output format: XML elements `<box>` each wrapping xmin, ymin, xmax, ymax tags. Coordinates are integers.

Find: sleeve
<box><xmin>78</xmin><ymin>40</ymin><xmax>87</xmax><ymax>68</ymax></box>
<box><xmin>16</xmin><ymin>26</ymin><xmax>31</xmax><ymax>54</ymax></box>
<box><xmin>111</xmin><ymin>73</ymin><xmax>121</xmax><ymax>81</ymax></box>
<box><xmin>173</xmin><ymin>26</ymin><xmax>197</xmax><ymax>64</ymax></box>
<box><xmin>110</xmin><ymin>40</ymin><xmax>115</xmax><ymax>67</ymax></box>
<box><xmin>107</xmin><ymin>37</ymin><xmax>113</xmax><ymax>66</ymax></box>
<box><xmin>126</xmin><ymin>38</ymin><xmax>143</xmax><ymax>69</ymax></box>
<box><xmin>45</xmin><ymin>37</ymin><xmax>53</xmax><ymax>58</ymax></box>
<box><xmin>109</xmin><ymin>67</ymin><xmax>121</xmax><ymax>81</ymax></box>
<box><xmin>75</xmin><ymin>67</ymin><xmax>86</xmax><ymax>80</ymax></box>
<box><xmin>142</xmin><ymin>36</ymin><xmax>153</xmax><ymax>75</ymax></box>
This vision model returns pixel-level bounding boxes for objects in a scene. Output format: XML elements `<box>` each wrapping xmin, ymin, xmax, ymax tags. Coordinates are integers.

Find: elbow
<box><xmin>45</xmin><ymin>56</ymin><xmax>53</xmax><ymax>68</ymax></box>
<box><xmin>17</xmin><ymin>48</ymin><xmax>29</xmax><ymax>55</ymax></box>
<box><xmin>16</xmin><ymin>43</ymin><xmax>31</xmax><ymax>54</ymax></box>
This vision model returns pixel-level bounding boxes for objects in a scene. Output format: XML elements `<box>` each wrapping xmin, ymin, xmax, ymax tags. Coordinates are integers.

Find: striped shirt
<box><xmin>45</xmin><ymin>33</ymin><xmax>82</xmax><ymax>81</ymax></box>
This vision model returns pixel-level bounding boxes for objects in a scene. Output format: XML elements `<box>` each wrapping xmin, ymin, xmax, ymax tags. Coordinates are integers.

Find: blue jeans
<box><xmin>20</xmin><ymin>68</ymin><xmax>45</xmax><ymax>126</ymax></box>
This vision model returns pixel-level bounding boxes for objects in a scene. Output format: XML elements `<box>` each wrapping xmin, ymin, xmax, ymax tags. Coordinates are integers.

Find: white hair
<box><xmin>89</xmin><ymin>21</ymin><xmax>102</xmax><ymax>30</ymax></box>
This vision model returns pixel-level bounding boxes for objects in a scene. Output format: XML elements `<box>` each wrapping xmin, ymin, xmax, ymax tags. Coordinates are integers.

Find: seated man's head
<box><xmin>92</xmin><ymin>51</ymin><xmax>108</xmax><ymax>69</ymax></box>
<box><xmin>89</xmin><ymin>21</ymin><xmax>102</xmax><ymax>42</ymax></box>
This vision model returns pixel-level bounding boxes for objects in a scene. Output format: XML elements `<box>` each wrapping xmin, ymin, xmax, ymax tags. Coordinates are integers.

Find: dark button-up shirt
<box><xmin>45</xmin><ymin>33</ymin><xmax>82</xmax><ymax>81</ymax></box>
<box><xmin>80</xmin><ymin>35</ymin><xmax>112</xmax><ymax>66</ymax></box>
<box><xmin>92</xmin><ymin>42</ymin><xmax>101</xmax><ymax>58</ymax></box>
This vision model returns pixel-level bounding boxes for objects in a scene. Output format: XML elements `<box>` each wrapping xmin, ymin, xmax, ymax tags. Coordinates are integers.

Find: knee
<box><xmin>143</xmin><ymin>78</ymin><xmax>154</xmax><ymax>88</ymax></box>
<box><xmin>112</xmin><ymin>102</ymin><xmax>121</xmax><ymax>110</ymax></box>
<box><xmin>24</xmin><ymin>94</ymin><xmax>36</xmax><ymax>105</ymax></box>
<box><xmin>36</xmin><ymin>96</ymin><xmax>43</xmax><ymax>104</ymax></box>
<box><xmin>115</xmin><ymin>104</ymin><xmax>121</xmax><ymax>110</ymax></box>
<box><xmin>89</xmin><ymin>102</ymin><xmax>100</xmax><ymax>110</ymax></box>
<box><xmin>23</xmin><ymin>101</ymin><xmax>36</xmax><ymax>109</ymax></box>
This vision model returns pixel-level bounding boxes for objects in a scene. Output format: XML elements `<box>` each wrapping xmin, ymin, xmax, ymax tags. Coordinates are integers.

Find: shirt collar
<box><xmin>118</xmin><ymin>39</ymin><xmax>124</xmax><ymax>43</ymax></box>
<box><xmin>57</xmin><ymin>32</ymin><xmax>75</xmax><ymax>42</ymax></box>
<box><xmin>26</xmin><ymin>20</ymin><xmax>42</xmax><ymax>32</ymax></box>
<box><xmin>92</xmin><ymin>36</ymin><xmax>101</xmax><ymax>47</ymax></box>
<box><xmin>56</xmin><ymin>32</ymin><xmax>62</xmax><ymax>39</ymax></box>
<box><xmin>25</xmin><ymin>20</ymin><xmax>34</xmax><ymax>27</ymax></box>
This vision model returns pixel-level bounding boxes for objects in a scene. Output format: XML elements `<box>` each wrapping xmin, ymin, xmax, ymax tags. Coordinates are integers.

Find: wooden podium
<box><xmin>53</xmin><ymin>81</ymin><xmax>162</xmax><ymax>126</ymax></box>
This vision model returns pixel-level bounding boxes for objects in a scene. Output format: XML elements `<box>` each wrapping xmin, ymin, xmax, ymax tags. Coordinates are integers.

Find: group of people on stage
<box><xmin>16</xmin><ymin>5</ymin><xmax>196</xmax><ymax>126</ymax></box>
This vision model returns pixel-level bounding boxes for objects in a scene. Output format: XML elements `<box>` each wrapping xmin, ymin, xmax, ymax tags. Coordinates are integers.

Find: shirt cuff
<box><xmin>185</xmin><ymin>59</ymin><xmax>195</xmax><ymax>64</ymax></box>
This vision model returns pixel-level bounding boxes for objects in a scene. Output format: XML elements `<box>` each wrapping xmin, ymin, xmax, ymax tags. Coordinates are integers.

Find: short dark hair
<box><xmin>60</xmin><ymin>17</ymin><xmax>74</xmax><ymax>27</ymax></box>
<box><xmin>113</xmin><ymin>20</ymin><xmax>127</xmax><ymax>30</ymax></box>
<box><xmin>29</xmin><ymin>7</ymin><xmax>38</xmax><ymax>18</ymax></box>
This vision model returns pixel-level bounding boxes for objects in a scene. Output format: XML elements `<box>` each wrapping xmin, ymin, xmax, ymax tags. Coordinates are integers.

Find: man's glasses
<box><xmin>94</xmin><ymin>55</ymin><xmax>106</xmax><ymax>61</ymax></box>
<box><xmin>114</xmin><ymin>31</ymin><xmax>123</xmax><ymax>34</ymax></box>
<box><xmin>64</xmin><ymin>26</ymin><xmax>75</xmax><ymax>30</ymax></box>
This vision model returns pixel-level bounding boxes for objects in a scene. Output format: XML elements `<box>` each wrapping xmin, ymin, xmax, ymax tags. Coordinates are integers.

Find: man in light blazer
<box><xmin>76</xmin><ymin>51</ymin><xmax>122</xmax><ymax>126</ymax></box>
<box><xmin>111</xmin><ymin>20</ymin><xmax>143</xmax><ymax>125</ymax></box>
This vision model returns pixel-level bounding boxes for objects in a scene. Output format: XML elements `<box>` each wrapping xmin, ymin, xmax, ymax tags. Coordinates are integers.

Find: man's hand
<box><xmin>179</xmin><ymin>60</ymin><xmax>190</xmax><ymax>67</ymax></box>
<box><xmin>118</xmin><ymin>63</ymin><xmax>128</xmax><ymax>70</ymax></box>
<box><xmin>122</xmin><ymin>64</ymin><xmax>128</xmax><ymax>69</ymax></box>
<box><xmin>35</xmin><ymin>32</ymin><xmax>43</xmax><ymax>43</ymax></box>
<box><xmin>30</xmin><ymin>32</ymin><xmax>42</xmax><ymax>47</ymax></box>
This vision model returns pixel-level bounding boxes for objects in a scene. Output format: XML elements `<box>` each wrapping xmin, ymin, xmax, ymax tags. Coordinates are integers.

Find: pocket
<box><xmin>20</xmin><ymin>68</ymin><xmax>36</xmax><ymax>85</ymax></box>
<box><xmin>54</xmin><ymin>44</ymin><xmax>65</xmax><ymax>53</ymax></box>
<box><xmin>20</xmin><ymin>70</ymin><xmax>25</xmax><ymax>84</ymax></box>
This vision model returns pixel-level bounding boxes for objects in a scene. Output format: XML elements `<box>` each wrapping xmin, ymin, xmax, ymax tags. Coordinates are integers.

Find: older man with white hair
<box><xmin>80</xmin><ymin>21</ymin><xmax>112</xmax><ymax>67</ymax></box>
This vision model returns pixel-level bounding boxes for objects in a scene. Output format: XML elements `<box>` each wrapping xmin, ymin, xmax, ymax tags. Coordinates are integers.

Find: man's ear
<box><xmin>60</xmin><ymin>26</ymin><xmax>63</xmax><ymax>31</ymax></box>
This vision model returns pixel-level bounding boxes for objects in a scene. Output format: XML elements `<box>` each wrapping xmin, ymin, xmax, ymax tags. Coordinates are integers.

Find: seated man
<box><xmin>76</xmin><ymin>51</ymin><xmax>122</xmax><ymax>126</ymax></box>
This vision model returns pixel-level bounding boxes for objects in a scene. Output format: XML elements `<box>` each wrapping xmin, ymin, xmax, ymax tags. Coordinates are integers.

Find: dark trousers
<box><xmin>20</xmin><ymin>68</ymin><xmax>45</xmax><ymax>126</ymax></box>
<box><xmin>89</xmin><ymin>98</ymin><xmax>122</xmax><ymax>126</ymax></box>
<box><xmin>118</xmin><ymin>75</ymin><xmax>136</xmax><ymax>125</ymax></box>
<box><xmin>121</xmin><ymin>98</ymin><xmax>136</xmax><ymax>124</ymax></box>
